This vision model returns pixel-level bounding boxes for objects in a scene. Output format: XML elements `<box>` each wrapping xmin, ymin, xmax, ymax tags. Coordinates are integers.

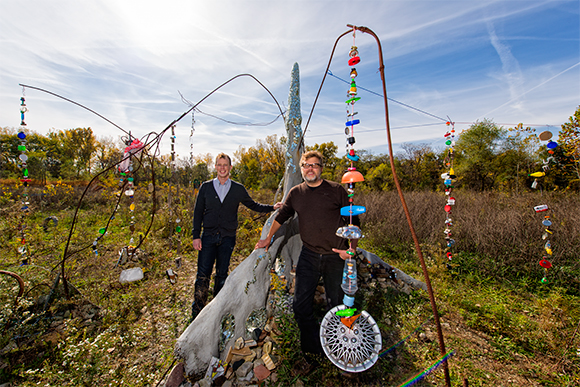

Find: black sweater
<box><xmin>192</xmin><ymin>180</ymin><xmax>274</xmax><ymax>239</ymax></box>
<box><xmin>275</xmin><ymin>180</ymin><xmax>358</xmax><ymax>255</ymax></box>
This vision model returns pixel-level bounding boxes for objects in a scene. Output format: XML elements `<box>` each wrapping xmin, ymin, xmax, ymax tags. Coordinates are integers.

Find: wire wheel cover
<box><xmin>320</xmin><ymin>304</ymin><xmax>382</xmax><ymax>372</ymax></box>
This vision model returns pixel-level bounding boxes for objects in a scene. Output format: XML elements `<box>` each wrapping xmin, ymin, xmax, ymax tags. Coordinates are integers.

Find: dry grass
<box><xmin>359</xmin><ymin>191</ymin><xmax>580</xmax><ymax>290</ymax></box>
<box><xmin>1</xmin><ymin>185</ymin><xmax>579</xmax><ymax>386</ymax></box>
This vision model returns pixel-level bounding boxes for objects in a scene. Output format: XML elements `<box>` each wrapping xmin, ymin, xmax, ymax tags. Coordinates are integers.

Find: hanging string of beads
<box><xmin>532</xmin><ymin>130</ymin><xmax>557</xmax><ymax>283</ymax></box>
<box><xmin>337</xmin><ymin>29</ymin><xmax>365</xmax><ymax>246</ymax></box>
<box><xmin>441</xmin><ymin>121</ymin><xmax>456</xmax><ymax>270</ymax></box>
<box><xmin>117</xmin><ymin>137</ymin><xmax>145</xmax><ymax>262</ymax></box>
<box><xmin>534</xmin><ymin>204</ymin><xmax>553</xmax><ymax>283</ymax></box>
<box><xmin>529</xmin><ymin>129</ymin><xmax>557</xmax><ymax>190</ymax></box>
<box><xmin>17</xmin><ymin>90</ymin><xmax>31</xmax><ymax>266</ymax></box>
<box><xmin>190</xmin><ymin>111</ymin><xmax>195</xmax><ymax>164</ymax></box>
<box><xmin>170</xmin><ymin>124</ymin><xmax>182</xmax><ymax>257</ymax></box>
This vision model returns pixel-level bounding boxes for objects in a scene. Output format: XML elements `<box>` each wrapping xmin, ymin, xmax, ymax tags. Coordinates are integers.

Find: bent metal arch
<box><xmin>302</xmin><ymin>24</ymin><xmax>453</xmax><ymax>386</ymax></box>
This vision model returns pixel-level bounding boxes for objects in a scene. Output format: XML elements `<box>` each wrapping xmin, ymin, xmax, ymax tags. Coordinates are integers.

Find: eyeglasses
<box><xmin>301</xmin><ymin>162</ymin><xmax>322</xmax><ymax>169</ymax></box>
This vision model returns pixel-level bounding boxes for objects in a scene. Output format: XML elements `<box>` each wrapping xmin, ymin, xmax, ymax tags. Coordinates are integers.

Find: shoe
<box><xmin>190</xmin><ymin>302</ymin><xmax>202</xmax><ymax>323</ymax></box>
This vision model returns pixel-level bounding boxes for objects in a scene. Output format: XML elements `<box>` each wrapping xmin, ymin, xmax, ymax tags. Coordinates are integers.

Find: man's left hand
<box><xmin>273</xmin><ymin>202</ymin><xmax>283</xmax><ymax>210</ymax></box>
<box><xmin>332</xmin><ymin>247</ymin><xmax>356</xmax><ymax>260</ymax></box>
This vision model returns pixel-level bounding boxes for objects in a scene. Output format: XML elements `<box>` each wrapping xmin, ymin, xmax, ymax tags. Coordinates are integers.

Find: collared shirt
<box><xmin>192</xmin><ymin>179</ymin><xmax>274</xmax><ymax>239</ymax></box>
<box><xmin>213</xmin><ymin>177</ymin><xmax>231</xmax><ymax>203</ymax></box>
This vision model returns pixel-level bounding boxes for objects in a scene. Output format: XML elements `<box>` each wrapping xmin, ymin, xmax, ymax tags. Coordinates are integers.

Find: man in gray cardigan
<box><xmin>191</xmin><ymin>153</ymin><xmax>282</xmax><ymax>320</ymax></box>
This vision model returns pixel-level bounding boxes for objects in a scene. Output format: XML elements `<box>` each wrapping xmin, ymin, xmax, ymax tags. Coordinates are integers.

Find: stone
<box><xmin>262</xmin><ymin>341</ymin><xmax>272</xmax><ymax>355</ymax></box>
<box><xmin>164</xmin><ymin>362</ymin><xmax>184</xmax><ymax>387</ymax></box>
<box><xmin>261</xmin><ymin>353</ymin><xmax>276</xmax><ymax>371</ymax></box>
<box><xmin>236</xmin><ymin>361</ymin><xmax>253</xmax><ymax>378</ymax></box>
<box><xmin>232</xmin><ymin>359</ymin><xmax>244</xmax><ymax>371</ymax></box>
<box><xmin>197</xmin><ymin>379</ymin><xmax>211</xmax><ymax>387</ymax></box>
<box><xmin>242</xmin><ymin>349</ymin><xmax>256</xmax><ymax>362</ymax></box>
<box><xmin>253</xmin><ymin>364</ymin><xmax>270</xmax><ymax>381</ymax></box>
<box><xmin>249</xmin><ymin>328</ymin><xmax>261</xmax><ymax>341</ymax></box>
<box><xmin>237</xmin><ymin>370</ymin><xmax>253</xmax><ymax>382</ymax></box>
<box><xmin>234</xmin><ymin>337</ymin><xmax>244</xmax><ymax>350</ymax></box>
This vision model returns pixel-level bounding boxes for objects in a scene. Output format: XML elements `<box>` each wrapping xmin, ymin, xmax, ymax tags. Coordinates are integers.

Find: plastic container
<box><xmin>119</xmin><ymin>267</ymin><xmax>143</xmax><ymax>283</ymax></box>
<box><xmin>341</xmin><ymin>257</ymin><xmax>358</xmax><ymax>307</ymax></box>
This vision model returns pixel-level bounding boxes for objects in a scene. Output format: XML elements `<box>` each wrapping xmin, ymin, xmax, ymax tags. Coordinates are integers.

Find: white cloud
<box><xmin>0</xmin><ymin>0</ymin><xmax>577</xmax><ymax>162</ymax></box>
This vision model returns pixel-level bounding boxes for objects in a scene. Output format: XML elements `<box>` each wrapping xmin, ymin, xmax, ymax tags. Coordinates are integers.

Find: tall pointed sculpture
<box><xmin>283</xmin><ymin>62</ymin><xmax>304</xmax><ymax>198</ymax></box>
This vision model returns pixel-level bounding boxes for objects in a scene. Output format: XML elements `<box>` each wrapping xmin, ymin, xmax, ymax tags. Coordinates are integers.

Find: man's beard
<box><xmin>303</xmin><ymin>174</ymin><xmax>320</xmax><ymax>183</ymax></box>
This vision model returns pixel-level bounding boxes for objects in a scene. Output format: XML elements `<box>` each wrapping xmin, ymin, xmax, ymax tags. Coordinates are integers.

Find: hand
<box><xmin>193</xmin><ymin>238</ymin><xmax>202</xmax><ymax>251</ymax></box>
<box><xmin>255</xmin><ymin>238</ymin><xmax>271</xmax><ymax>251</ymax></box>
<box><xmin>332</xmin><ymin>247</ymin><xmax>356</xmax><ymax>260</ymax></box>
<box><xmin>273</xmin><ymin>202</ymin><xmax>283</xmax><ymax>210</ymax></box>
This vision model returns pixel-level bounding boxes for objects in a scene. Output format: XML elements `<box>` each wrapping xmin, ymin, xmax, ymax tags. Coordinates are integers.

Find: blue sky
<box><xmin>1</xmin><ymin>0</ymin><xmax>578</xmax><ymax>164</ymax></box>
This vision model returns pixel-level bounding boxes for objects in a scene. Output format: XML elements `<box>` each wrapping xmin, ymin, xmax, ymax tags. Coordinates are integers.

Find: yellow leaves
<box><xmin>43</xmin><ymin>180</ymin><xmax>74</xmax><ymax>197</ymax></box>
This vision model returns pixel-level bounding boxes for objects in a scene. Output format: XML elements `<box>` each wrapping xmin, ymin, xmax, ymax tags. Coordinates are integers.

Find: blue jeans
<box><xmin>293</xmin><ymin>246</ymin><xmax>345</xmax><ymax>355</ymax></box>
<box><xmin>193</xmin><ymin>233</ymin><xmax>236</xmax><ymax>312</ymax></box>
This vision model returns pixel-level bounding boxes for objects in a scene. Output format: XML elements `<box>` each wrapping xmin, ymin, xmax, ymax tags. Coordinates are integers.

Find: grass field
<box><xmin>1</xmin><ymin>184</ymin><xmax>578</xmax><ymax>386</ymax></box>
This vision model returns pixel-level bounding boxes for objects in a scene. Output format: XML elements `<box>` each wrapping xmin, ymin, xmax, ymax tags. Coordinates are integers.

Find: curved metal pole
<box><xmin>347</xmin><ymin>24</ymin><xmax>452</xmax><ymax>386</ymax></box>
<box><xmin>25</xmin><ymin>73</ymin><xmax>286</xmax><ymax>298</ymax></box>
<box><xmin>0</xmin><ymin>270</ymin><xmax>25</xmax><ymax>307</ymax></box>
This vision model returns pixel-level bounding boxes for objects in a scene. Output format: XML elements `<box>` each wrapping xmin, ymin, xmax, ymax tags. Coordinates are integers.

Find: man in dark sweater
<box><xmin>255</xmin><ymin>150</ymin><xmax>359</xmax><ymax>362</ymax></box>
<box><xmin>191</xmin><ymin>153</ymin><xmax>282</xmax><ymax>320</ymax></box>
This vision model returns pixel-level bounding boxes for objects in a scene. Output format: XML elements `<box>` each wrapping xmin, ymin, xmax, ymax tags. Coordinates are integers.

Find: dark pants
<box><xmin>293</xmin><ymin>246</ymin><xmax>345</xmax><ymax>355</ymax></box>
<box><xmin>193</xmin><ymin>233</ymin><xmax>236</xmax><ymax>313</ymax></box>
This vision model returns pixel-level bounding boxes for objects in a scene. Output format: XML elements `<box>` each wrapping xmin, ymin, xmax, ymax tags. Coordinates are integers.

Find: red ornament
<box><xmin>539</xmin><ymin>259</ymin><xmax>552</xmax><ymax>269</ymax></box>
<box><xmin>348</xmin><ymin>56</ymin><xmax>360</xmax><ymax>66</ymax></box>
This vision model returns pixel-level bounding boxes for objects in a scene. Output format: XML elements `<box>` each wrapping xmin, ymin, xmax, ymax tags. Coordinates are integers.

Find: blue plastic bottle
<box><xmin>341</xmin><ymin>257</ymin><xmax>358</xmax><ymax>307</ymax></box>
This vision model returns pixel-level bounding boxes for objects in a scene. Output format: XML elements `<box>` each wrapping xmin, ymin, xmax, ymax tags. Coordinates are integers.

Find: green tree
<box><xmin>48</xmin><ymin>127</ymin><xmax>97</xmax><ymax>179</ymax></box>
<box><xmin>94</xmin><ymin>136</ymin><xmax>122</xmax><ymax>173</ymax></box>
<box><xmin>559</xmin><ymin>105</ymin><xmax>580</xmax><ymax>183</ymax></box>
<box><xmin>306</xmin><ymin>141</ymin><xmax>340</xmax><ymax>181</ymax></box>
<box><xmin>365</xmin><ymin>163</ymin><xmax>393</xmax><ymax>191</ymax></box>
<box><xmin>454</xmin><ymin>119</ymin><xmax>506</xmax><ymax>191</ymax></box>
<box><xmin>233</xmin><ymin>135</ymin><xmax>285</xmax><ymax>190</ymax></box>
<box><xmin>397</xmin><ymin>143</ymin><xmax>442</xmax><ymax>191</ymax></box>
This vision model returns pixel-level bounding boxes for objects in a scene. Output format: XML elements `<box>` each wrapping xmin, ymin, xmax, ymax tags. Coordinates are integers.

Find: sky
<box><xmin>1</xmin><ymin>0</ymin><xmax>579</xmax><ymax>166</ymax></box>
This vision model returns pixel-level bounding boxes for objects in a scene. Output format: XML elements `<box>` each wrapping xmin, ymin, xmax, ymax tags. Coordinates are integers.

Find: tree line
<box><xmin>1</xmin><ymin>106</ymin><xmax>579</xmax><ymax>192</ymax></box>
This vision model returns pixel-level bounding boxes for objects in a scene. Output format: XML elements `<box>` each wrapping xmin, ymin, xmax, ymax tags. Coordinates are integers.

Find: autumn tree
<box><xmin>233</xmin><ymin>135</ymin><xmax>285</xmax><ymax>190</ymax></box>
<box><xmin>559</xmin><ymin>105</ymin><xmax>580</xmax><ymax>183</ymax></box>
<box><xmin>454</xmin><ymin>119</ymin><xmax>507</xmax><ymax>191</ymax></box>
<box><xmin>48</xmin><ymin>127</ymin><xmax>97</xmax><ymax>179</ymax></box>
<box><xmin>306</xmin><ymin>141</ymin><xmax>340</xmax><ymax>181</ymax></box>
<box><xmin>396</xmin><ymin>143</ymin><xmax>441</xmax><ymax>191</ymax></box>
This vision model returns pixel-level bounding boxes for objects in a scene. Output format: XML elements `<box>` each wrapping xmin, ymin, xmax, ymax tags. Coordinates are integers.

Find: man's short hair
<box><xmin>300</xmin><ymin>150</ymin><xmax>324</xmax><ymax>167</ymax></box>
<box><xmin>215</xmin><ymin>153</ymin><xmax>232</xmax><ymax>166</ymax></box>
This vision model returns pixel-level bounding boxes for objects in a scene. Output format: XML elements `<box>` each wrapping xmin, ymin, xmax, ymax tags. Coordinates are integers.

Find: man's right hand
<box><xmin>255</xmin><ymin>238</ymin><xmax>271</xmax><ymax>251</ymax></box>
<box><xmin>193</xmin><ymin>238</ymin><xmax>202</xmax><ymax>251</ymax></box>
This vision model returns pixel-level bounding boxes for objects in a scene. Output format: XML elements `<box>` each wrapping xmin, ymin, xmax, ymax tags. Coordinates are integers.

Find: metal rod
<box><xmin>0</xmin><ymin>270</ymin><xmax>25</xmax><ymax>307</ymax></box>
<box><xmin>347</xmin><ymin>24</ymin><xmax>452</xmax><ymax>387</ymax></box>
